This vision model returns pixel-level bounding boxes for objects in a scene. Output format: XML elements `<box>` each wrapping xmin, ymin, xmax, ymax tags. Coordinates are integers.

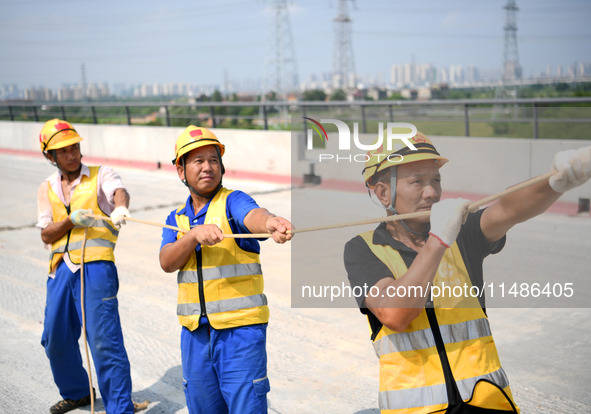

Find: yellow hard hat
<box><xmin>39</xmin><ymin>119</ymin><xmax>83</xmax><ymax>152</ymax></box>
<box><xmin>362</xmin><ymin>130</ymin><xmax>448</xmax><ymax>188</ymax></box>
<box><xmin>172</xmin><ymin>126</ymin><xmax>225</xmax><ymax>165</ymax></box>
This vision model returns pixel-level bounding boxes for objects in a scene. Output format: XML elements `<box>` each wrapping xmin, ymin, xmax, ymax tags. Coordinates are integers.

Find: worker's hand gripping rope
<box><xmin>110</xmin><ymin>206</ymin><xmax>131</xmax><ymax>229</ymax></box>
<box><xmin>549</xmin><ymin>146</ymin><xmax>591</xmax><ymax>193</ymax></box>
<box><xmin>70</xmin><ymin>209</ymin><xmax>94</xmax><ymax>227</ymax></box>
<box><xmin>428</xmin><ymin>198</ymin><xmax>470</xmax><ymax>248</ymax></box>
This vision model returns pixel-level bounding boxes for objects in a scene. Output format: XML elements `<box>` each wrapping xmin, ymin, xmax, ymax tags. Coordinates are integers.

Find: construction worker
<box><xmin>343</xmin><ymin>130</ymin><xmax>591</xmax><ymax>413</ymax></box>
<box><xmin>159</xmin><ymin>125</ymin><xmax>292</xmax><ymax>414</ymax></box>
<box><xmin>36</xmin><ymin>119</ymin><xmax>135</xmax><ymax>414</ymax></box>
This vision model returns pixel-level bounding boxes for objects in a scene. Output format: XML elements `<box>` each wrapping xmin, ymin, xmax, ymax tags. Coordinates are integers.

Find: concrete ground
<box><xmin>0</xmin><ymin>152</ymin><xmax>589</xmax><ymax>413</ymax></box>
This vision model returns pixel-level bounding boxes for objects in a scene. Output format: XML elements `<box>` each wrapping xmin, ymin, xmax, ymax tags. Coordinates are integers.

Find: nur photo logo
<box><xmin>303</xmin><ymin>118</ymin><xmax>419</xmax><ymax>163</ymax></box>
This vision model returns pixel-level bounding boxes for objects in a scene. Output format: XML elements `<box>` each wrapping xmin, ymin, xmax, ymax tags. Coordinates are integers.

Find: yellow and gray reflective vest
<box><xmin>175</xmin><ymin>187</ymin><xmax>269</xmax><ymax>330</ymax></box>
<box><xmin>48</xmin><ymin>166</ymin><xmax>119</xmax><ymax>273</ymax></box>
<box><xmin>359</xmin><ymin>231</ymin><xmax>518</xmax><ymax>414</ymax></box>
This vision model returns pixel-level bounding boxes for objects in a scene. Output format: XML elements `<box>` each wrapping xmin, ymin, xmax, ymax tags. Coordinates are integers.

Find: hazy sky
<box><xmin>1</xmin><ymin>0</ymin><xmax>590</xmax><ymax>89</ymax></box>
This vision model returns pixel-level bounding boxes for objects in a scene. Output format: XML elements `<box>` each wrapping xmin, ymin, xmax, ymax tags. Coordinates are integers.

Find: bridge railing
<box><xmin>1</xmin><ymin>97</ymin><xmax>590</xmax><ymax>139</ymax></box>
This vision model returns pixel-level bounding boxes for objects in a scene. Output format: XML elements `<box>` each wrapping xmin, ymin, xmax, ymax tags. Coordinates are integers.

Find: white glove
<box><xmin>110</xmin><ymin>206</ymin><xmax>131</xmax><ymax>228</ymax></box>
<box><xmin>429</xmin><ymin>198</ymin><xmax>470</xmax><ymax>248</ymax></box>
<box><xmin>549</xmin><ymin>147</ymin><xmax>591</xmax><ymax>193</ymax></box>
<box><xmin>70</xmin><ymin>209</ymin><xmax>94</xmax><ymax>227</ymax></box>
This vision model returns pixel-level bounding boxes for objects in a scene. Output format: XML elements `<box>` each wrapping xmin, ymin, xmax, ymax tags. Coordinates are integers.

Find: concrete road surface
<box><xmin>0</xmin><ymin>153</ymin><xmax>589</xmax><ymax>413</ymax></box>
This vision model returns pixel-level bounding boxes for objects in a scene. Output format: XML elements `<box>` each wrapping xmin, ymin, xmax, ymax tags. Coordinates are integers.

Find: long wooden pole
<box><xmin>86</xmin><ymin>171</ymin><xmax>554</xmax><ymax>238</ymax></box>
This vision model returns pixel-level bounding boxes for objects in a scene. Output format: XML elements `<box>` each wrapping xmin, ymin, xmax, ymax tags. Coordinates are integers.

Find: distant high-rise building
<box><xmin>1</xmin><ymin>84</ymin><xmax>21</xmax><ymax>100</ymax></box>
<box><xmin>25</xmin><ymin>87</ymin><xmax>54</xmax><ymax>101</ymax></box>
<box><xmin>449</xmin><ymin>65</ymin><xmax>463</xmax><ymax>84</ymax></box>
<box><xmin>465</xmin><ymin>66</ymin><xmax>480</xmax><ymax>84</ymax></box>
<box><xmin>81</xmin><ymin>64</ymin><xmax>88</xmax><ymax>101</ymax></box>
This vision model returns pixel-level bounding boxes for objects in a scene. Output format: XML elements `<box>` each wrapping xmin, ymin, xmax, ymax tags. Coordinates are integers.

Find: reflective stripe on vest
<box><xmin>379</xmin><ymin>368</ymin><xmax>510</xmax><ymax>410</ymax></box>
<box><xmin>373</xmin><ymin>317</ymin><xmax>492</xmax><ymax>356</ymax></box>
<box><xmin>177</xmin><ymin>293</ymin><xmax>268</xmax><ymax>316</ymax></box>
<box><xmin>48</xmin><ymin>218</ymin><xmax>118</xmax><ymax>261</ymax></box>
<box><xmin>47</xmin><ymin>166</ymin><xmax>118</xmax><ymax>273</ymax></box>
<box><xmin>358</xmin><ymin>231</ymin><xmax>517</xmax><ymax>413</ymax></box>
<box><xmin>178</xmin><ymin>262</ymin><xmax>263</xmax><ymax>283</ymax></box>
<box><xmin>175</xmin><ymin>187</ymin><xmax>269</xmax><ymax>330</ymax></box>
<box><xmin>50</xmin><ymin>238</ymin><xmax>116</xmax><ymax>258</ymax></box>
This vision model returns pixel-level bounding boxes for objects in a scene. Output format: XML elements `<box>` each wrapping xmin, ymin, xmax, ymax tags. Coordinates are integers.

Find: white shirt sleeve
<box><xmin>36</xmin><ymin>179</ymin><xmax>54</xmax><ymax>250</ymax></box>
<box><xmin>97</xmin><ymin>166</ymin><xmax>126</xmax><ymax>214</ymax></box>
<box><xmin>36</xmin><ymin>177</ymin><xmax>55</xmax><ymax>230</ymax></box>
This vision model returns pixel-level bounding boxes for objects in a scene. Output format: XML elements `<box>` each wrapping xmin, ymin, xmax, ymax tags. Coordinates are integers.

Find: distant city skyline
<box><xmin>1</xmin><ymin>0</ymin><xmax>590</xmax><ymax>91</ymax></box>
<box><xmin>6</xmin><ymin>58</ymin><xmax>590</xmax><ymax>102</ymax></box>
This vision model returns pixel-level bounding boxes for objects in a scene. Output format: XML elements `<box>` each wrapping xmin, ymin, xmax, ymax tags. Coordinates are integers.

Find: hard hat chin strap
<box><xmin>387</xmin><ymin>165</ymin><xmax>398</xmax><ymax>215</ymax></box>
<box><xmin>43</xmin><ymin>150</ymin><xmax>58</xmax><ymax>168</ymax></box>
<box><xmin>44</xmin><ymin>151</ymin><xmax>84</xmax><ymax>175</ymax></box>
<box><xmin>387</xmin><ymin>166</ymin><xmax>429</xmax><ymax>238</ymax></box>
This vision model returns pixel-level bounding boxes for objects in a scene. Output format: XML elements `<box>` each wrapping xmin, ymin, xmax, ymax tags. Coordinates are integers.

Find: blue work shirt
<box><xmin>160</xmin><ymin>189</ymin><xmax>263</xmax><ymax>254</ymax></box>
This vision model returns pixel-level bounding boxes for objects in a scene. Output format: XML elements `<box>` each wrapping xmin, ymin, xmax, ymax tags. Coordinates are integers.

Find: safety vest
<box><xmin>359</xmin><ymin>231</ymin><xmax>518</xmax><ymax>414</ymax></box>
<box><xmin>48</xmin><ymin>166</ymin><xmax>119</xmax><ymax>273</ymax></box>
<box><xmin>175</xmin><ymin>188</ymin><xmax>269</xmax><ymax>330</ymax></box>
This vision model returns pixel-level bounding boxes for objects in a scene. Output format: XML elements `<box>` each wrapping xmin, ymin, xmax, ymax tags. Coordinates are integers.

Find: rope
<box><xmin>80</xmin><ymin>227</ymin><xmax>95</xmax><ymax>414</ymax></box>
<box><xmin>84</xmin><ymin>214</ymin><xmax>271</xmax><ymax>238</ymax></box>
<box><xmin>288</xmin><ymin>171</ymin><xmax>556</xmax><ymax>235</ymax></box>
<box><xmin>85</xmin><ymin>171</ymin><xmax>555</xmax><ymax>238</ymax></box>
<box><xmin>71</xmin><ymin>170</ymin><xmax>553</xmax><ymax>414</ymax></box>
<box><xmin>79</xmin><ymin>227</ymin><xmax>150</xmax><ymax>413</ymax></box>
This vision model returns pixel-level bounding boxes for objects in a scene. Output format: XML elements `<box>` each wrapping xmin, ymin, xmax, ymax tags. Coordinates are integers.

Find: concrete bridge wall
<box><xmin>1</xmin><ymin>120</ymin><xmax>589</xmax><ymax>203</ymax></box>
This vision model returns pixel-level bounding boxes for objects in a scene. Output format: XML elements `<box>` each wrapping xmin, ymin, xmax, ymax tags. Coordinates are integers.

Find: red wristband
<box><xmin>429</xmin><ymin>232</ymin><xmax>450</xmax><ymax>248</ymax></box>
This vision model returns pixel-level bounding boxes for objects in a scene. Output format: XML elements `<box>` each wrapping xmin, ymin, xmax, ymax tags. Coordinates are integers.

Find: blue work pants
<box><xmin>181</xmin><ymin>322</ymin><xmax>270</xmax><ymax>414</ymax></box>
<box><xmin>41</xmin><ymin>260</ymin><xmax>133</xmax><ymax>414</ymax></box>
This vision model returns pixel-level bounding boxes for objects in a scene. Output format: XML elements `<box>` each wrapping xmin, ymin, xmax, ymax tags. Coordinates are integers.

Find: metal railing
<box><xmin>2</xmin><ymin>97</ymin><xmax>591</xmax><ymax>139</ymax></box>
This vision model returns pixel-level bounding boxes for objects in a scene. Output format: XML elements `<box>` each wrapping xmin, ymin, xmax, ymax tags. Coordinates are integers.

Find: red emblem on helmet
<box><xmin>55</xmin><ymin>122</ymin><xmax>71</xmax><ymax>131</ymax></box>
<box><xmin>189</xmin><ymin>129</ymin><xmax>203</xmax><ymax>138</ymax></box>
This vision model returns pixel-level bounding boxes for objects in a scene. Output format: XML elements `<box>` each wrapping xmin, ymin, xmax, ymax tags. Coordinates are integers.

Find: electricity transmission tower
<box><xmin>332</xmin><ymin>0</ymin><xmax>356</xmax><ymax>90</ymax></box>
<box><xmin>496</xmin><ymin>0</ymin><xmax>522</xmax><ymax>99</ymax></box>
<box><xmin>262</xmin><ymin>0</ymin><xmax>299</xmax><ymax>120</ymax></box>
